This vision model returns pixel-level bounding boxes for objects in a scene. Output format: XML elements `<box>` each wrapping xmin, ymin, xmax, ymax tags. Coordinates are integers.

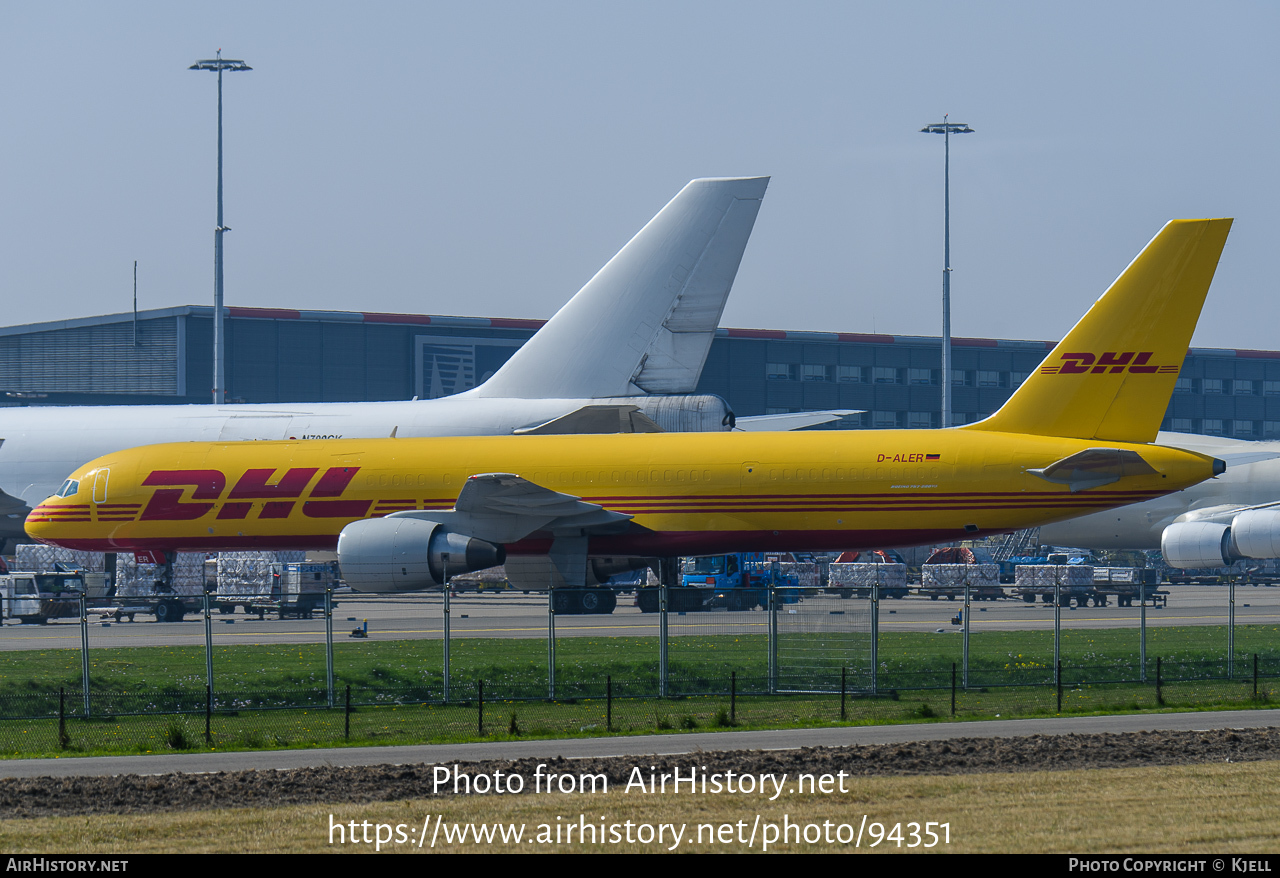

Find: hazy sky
<box><xmin>2</xmin><ymin>2</ymin><xmax>1276</xmax><ymax>349</ymax></box>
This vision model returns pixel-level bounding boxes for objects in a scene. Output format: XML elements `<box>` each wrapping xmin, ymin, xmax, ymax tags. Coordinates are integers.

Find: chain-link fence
<box><xmin>4</xmin><ymin>578</ymin><xmax>1280</xmax><ymax>756</ymax></box>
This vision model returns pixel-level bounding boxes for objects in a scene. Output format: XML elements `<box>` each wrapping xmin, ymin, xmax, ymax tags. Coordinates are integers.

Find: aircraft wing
<box><xmin>0</xmin><ymin>485</ymin><xmax>32</xmax><ymax>517</ymax></box>
<box><xmin>387</xmin><ymin>473</ymin><xmax>632</xmax><ymax>543</ymax></box>
<box><xmin>1028</xmin><ymin>448</ymin><xmax>1159</xmax><ymax>492</ymax></box>
<box><xmin>735</xmin><ymin>410</ymin><xmax>862</xmax><ymax>431</ymax></box>
<box><xmin>514</xmin><ymin>405</ymin><xmax>861</xmax><ymax>434</ymax></box>
<box><xmin>512</xmin><ymin>405</ymin><xmax>663</xmax><ymax>435</ymax></box>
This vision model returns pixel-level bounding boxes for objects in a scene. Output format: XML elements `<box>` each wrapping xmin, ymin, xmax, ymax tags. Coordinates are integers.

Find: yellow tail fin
<box><xmin>964</xmin><ymin>218</ymin><xmax>1232</xmax><ymax>443</ymax></box>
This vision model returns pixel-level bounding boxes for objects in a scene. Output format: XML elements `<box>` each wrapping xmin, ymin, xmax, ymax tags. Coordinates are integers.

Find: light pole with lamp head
<box><xmin>190</xmin><ymin>51</ymin><xmax>252</xmax><ymax>405</ymax></box>
<box><xmin>920</xmin><ymin>116</ymin><xmax>974</xmax><ymax>428</ymax></box>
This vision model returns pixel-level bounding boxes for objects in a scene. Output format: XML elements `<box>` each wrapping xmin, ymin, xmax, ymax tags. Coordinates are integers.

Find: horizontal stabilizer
<box><xmin>470</xmin><ymin>177</ymin><xmax>769</xmax><ymax>400</ymax></box>
<box><xmin>389</xmin><ymin>473</ymin><xmax>632</xmax><ymax>544</ymax></box>
<box><xmin>513</xmin><ymin>405</ymin><xmax>663</xmax><ymax>435</ymax></box>
<box><xmin>735</xmin><ymin>410</ymin><xmax>861</xmax><ymax>432</ymax></box>
<box><xmin>1029</xmin><ymin>448</ymin><xmax>1158</xmax><ymax>492</ymax></box>
<box><xmin>1216</xmin><ymin>451</ymin><xmax>1280</xmax><ymax>468</ymax></box>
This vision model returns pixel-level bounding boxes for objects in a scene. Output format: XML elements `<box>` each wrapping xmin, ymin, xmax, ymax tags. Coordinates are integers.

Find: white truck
<box><xmin>0</xmin><ymin>571</ymin><xmax>110</xmax><ymax>624</ymax></box>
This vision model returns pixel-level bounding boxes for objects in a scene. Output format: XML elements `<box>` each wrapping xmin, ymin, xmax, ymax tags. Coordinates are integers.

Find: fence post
<box><xmin>478</xmin><ymin>679</ymin><xmax>484</xmax><ymax>736</ymax></box>
<box><xmin>442</xmin><ymin>578</ymin><xmax>451</xmax><ymax>703</ymax></box>
<box><xmin>205</xmin><ymin>684</ymin><xmax>212</xmax><ymax>744</ymax></box>
<box><xmin>607</xmin><ymin>675</ymin><xmax>612</xmax><ymax>732</ymax></box>
<box><xmin>1056</xmin><ymin>660</ymin><xmax>1062</xmax><ymax>714</ymax></box>
<box><xmin>840</xmin><ymin>666</ymin><xmax>847</xmax><ymax>721</ymax></box>
<box><xmin>203</xmin><ymin>589</ymin><xmax>214</xmax><ymax>701</ymax></box>
<box><xmin>768</xmin><ymin>584</ymin><xmax>778</xmax><ymax>696</ymax></box>
<box><xmin>1140</xmin><ymin>579</ymin><xmax>1147</xmax><ymax>683</ymax></box>
<box><xmin>58</xmin><ymin>687</ymin><xmax>67</xmax><ymax>750</ymax></box>
<box><xmin>1254</xmin><ymin>654</ymin><xmax>1259</xmax><ymax>700</ymax></box>
<box><xmin>1053</xmin><ymin>568</ymin><xmax>1061</xmax><ymax>681</ymax></box>
<box><xmin>1156</xmin><ymin>656</ymin><xmax>1163</xmax><ymax>706</ymax></box>
<box><xmin>79</xmin><ymin>592</ymin><xmax>90</xmax><ymax>718</ymax></box>
<box><xmin>962</xmin><ymin>576</ymin><xmax>971</xmax><ymax>690</ymax></box>
<box><xmin>869</xmin><ymin>581</ymin><xmax>879</xmax><ymax>696</ymax></box>
<box><xmin>325</xmin><ymin>587</ymin><xmax>334</xmax><ymax>709</ymax></box>
<box><xmin>1228</xmin><ymin>577</ymin><xmax>1236</xmax><ymax>680</ymax></box>
<box><xmin>731</xmin><ymin>671</ymin><xmax>736</xmax><ymax>726</ymax></box>
<box><xmin>950</xmin><ymin>663</ymin><xmax>956</xmax><ymax>717</ymax></box>
<box><xmin>345</xmin><ymin>684</ymin><xmax>351</xmax><ymax>741</ymax></box>
<box><xmin>659</xmin><ymin>558</ymin><xmax>674</xmax><ymax>699</ymax></box>
<box><xmin>547</xmin><ymin>587</ymin><xmax>556</xmax><ymax>701</ymax></box>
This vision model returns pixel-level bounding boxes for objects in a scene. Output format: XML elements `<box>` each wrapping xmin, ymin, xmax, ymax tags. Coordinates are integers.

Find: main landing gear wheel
<box><xmin>155</xmin><ymin>600</ymin><xmax>185</xmax><ymax>623</ymax></box>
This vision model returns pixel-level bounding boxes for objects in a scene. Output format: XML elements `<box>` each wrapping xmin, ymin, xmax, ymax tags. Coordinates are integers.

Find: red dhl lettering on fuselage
<box><xmin>876</xmin><ymin>453</ymin><xmax>941</xmax><ymax>463</ymax></box>
<box><xmin>139</xmin><ymin>467</ymin><xmax>367</xmax><ymax>521</ymax></box>
<box><xmin>1038</xmin><ymin>352</ymin><xmax>1179</xmax><ymax>375</ymax></box>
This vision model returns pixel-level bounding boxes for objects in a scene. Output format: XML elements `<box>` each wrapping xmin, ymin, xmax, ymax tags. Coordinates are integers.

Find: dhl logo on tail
<box><xmin>1039</xmin><ymin>352</ymin><xmax>1180</xmax><ymax>375</ymax></box>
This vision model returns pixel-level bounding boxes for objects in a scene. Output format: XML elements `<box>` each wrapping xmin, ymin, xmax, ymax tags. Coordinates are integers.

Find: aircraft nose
<box><xmin>24</xmin><ymin>499</ymin><xmax>91</xmax><ymax>544</ymax></box>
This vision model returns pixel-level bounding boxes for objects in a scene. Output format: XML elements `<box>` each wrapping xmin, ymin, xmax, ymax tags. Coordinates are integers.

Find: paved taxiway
<box><xmin>2</xmin><ymin>585</ymin><xmax>1277</xmax><ymax>651</ymax></box>
<box><xmin>2</xmin><ymin>708</ymin><xmax>1276</xmax><ymax>779</ymax></box>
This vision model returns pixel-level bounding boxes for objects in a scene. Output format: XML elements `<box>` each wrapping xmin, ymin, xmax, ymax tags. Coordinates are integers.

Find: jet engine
<box><xmin>337</xmin><ymin>517</ymin><xmax>504</xmax><ymax>592</ymax></box>
<box><xmin>1160</xmin><ymin>521</ymin><xmax>1231</xmax><ymax>568</ymax></box>
<box><xmin>1226</xmin><ymin>509</ymin><xmax>1280</xmax><ymax>560</ymax></box>
<box><xmin>1162</xmin><ymin>509</ymin><xmax>1280</xmax><ymax>568</ymax></box>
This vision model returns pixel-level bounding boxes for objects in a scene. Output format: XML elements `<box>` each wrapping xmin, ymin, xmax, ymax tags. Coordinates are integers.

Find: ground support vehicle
<box><xmin>827</xmin><ymin>551</ymin><xmax>910</xmax><ymax>599</ymax></box>
<box><xmin>636</xmin><ymin>553</ymin><xmax>803</xmax><ymax>613</ymax></box>
<box><xmin>107</xmin><ymin>595</ymin><xmax>198</xmax><ymax>623</ymax></box>
<box><xmin>1009</xmin><ymin>564</ymin><xmax>1167</xmax><ymax>608</ymax></box>
<box><xmin>209</xmin><ymin>553</ymin><xmax>324</xmax><ymax>618</ymax></box>
<box><xmin>678</xmin><ymin>553</ymin><xmax>800</xmax><ymax>611</ymax></box>
<box><xmin>1</xmin><ymin>573</ymin><xmax>81</xmax><ymax>624</ymax></box>
<box><xmin>244</xmin><ymin>562</ymin><xmax>336</xmax><ymax>619</ymax></box>
<box><xmin>1089</xmin><ymin>567</ymin><xmax>1168</xmax><ymax>607</ymax></box>
<box><xmin>918</xmin><ymin>548</ymin><xmax>1005</xmax><ymax>601</ymax></box>
<box><xmin>0</xmin><ymin>571</ymin><xmax>117</xmax><ymax>624</ymax></box>
<box><xmin>827</xmin><ymin>561</ymin><xmax>910</xmax><ymax>599</ymax></box>
<box><xmin>1013</xmin><ymin>564</ymin><xmax>1110</xmax><ymax>607</ymax></box>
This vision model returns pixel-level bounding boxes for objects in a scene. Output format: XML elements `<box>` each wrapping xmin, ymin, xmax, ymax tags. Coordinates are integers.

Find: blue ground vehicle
<box><xmin>636</xmin><ymin>553</ymin><xmax>802</xmax><ymax>613</ymax></box>
<box><xmin>684</xmin><ymin>553</ymin><xmax>799</xmax><ymax>610</ymax></box>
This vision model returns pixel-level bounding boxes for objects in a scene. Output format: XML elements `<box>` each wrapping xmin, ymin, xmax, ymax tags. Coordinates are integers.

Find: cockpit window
<box><xmin>56</xmin><ymin>479</ymin><xmax>80</xmax><ymax>498</ymax></box>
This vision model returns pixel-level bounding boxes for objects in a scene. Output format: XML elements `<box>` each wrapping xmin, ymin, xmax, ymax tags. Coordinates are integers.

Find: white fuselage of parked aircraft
<box><xmin>0</xmin><ymin>177</ymin><xmax>792</xmax><ymax>540</ymax></box>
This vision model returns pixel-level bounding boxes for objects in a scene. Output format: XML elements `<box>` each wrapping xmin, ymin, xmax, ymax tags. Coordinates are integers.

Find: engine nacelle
<box><xmin>1227</xmin><ymin>509</ymin><xmax>1280</xmax><ymax>561</ymax></box>
<box><xmin>607</xmin><ymin>394</ymin><xmax>736</xmax><ymax>432</ymax></box>
<box><xmin>337</xmin><ymin>517</ymin><xmax>504</xmax><ymax>593</ymax></box>
<box><xmin>1160</xmin><ymin>521</ymin><xmax>1231</xmax><ymax>569</ymax></box>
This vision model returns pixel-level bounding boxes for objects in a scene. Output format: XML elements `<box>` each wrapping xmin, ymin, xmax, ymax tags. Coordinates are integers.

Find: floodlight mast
<box><xmin>190</xmin><ymin>51</ymin><xmax>252</xmax><ymax>404</ymax></box>
<box><xmin>920</xmin><ymin>116</ymin><xmax>974</xmax><ymax>428</ymax></box>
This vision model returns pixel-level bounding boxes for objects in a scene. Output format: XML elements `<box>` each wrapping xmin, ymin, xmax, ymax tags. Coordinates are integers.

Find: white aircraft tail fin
<box><xmin>469</xmin><ymin>177</ymin><xmax>769</xmax><ymax>399</ymax></box>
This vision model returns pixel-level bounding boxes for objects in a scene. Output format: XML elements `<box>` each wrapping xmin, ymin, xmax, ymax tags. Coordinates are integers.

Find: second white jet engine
<box><xmin>1160</xmin><ymin>509</ymin><xmax>1280</xmax><ymax>568</ymax></box>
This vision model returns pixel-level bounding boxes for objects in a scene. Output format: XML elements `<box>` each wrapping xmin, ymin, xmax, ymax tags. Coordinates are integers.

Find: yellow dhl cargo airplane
<box><xmin>28</xmin><ymin>219</ymin><xmax>1232</xmax><ymax>593</ymax></box>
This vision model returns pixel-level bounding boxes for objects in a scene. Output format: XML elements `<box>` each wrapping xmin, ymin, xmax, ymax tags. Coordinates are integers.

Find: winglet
<box><xmin>964</xmin><ymin>219</ymin><xmax>1232</xmax><ymax>443</ymax></box>
<box><xmin>468</xmin><ymin>177</ymin><xmax>769</xmax><ymax>399</ymax></box>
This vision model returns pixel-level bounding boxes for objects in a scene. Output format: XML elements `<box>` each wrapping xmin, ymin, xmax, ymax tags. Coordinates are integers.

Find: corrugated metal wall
<box><xmin>0</xmin><ymin>317</ymin><xmax>179</xmax><ymax>394</ymax></box>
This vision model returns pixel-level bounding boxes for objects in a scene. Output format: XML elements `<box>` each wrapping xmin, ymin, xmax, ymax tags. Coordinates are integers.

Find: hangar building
<box><xmin>0</xmin><ymin>304</ymin><xmax>1276</xmax><ymax>438</ymax></box>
